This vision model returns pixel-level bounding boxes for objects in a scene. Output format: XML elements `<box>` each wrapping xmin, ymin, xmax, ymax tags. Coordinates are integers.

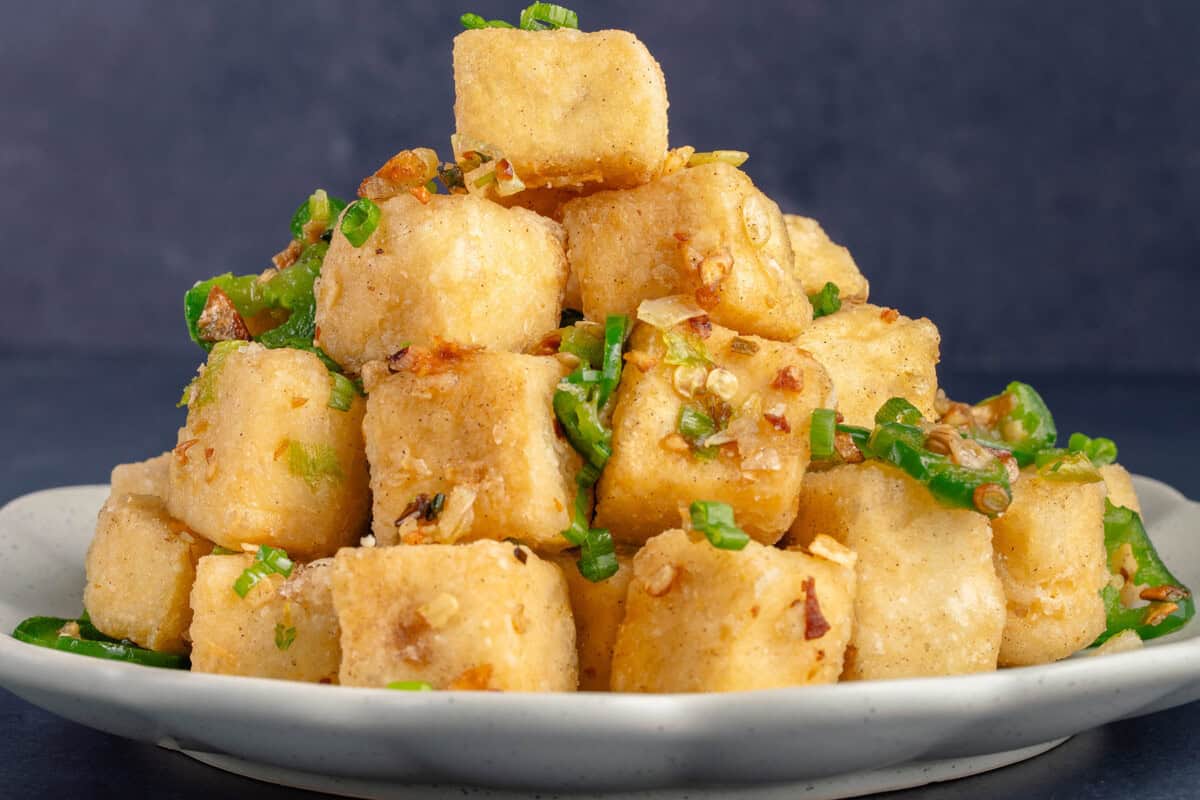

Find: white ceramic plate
<box><xmin>0</xmin><ymin>479</ymin><xmax>1197</xmax><ymax>796</ymax></box>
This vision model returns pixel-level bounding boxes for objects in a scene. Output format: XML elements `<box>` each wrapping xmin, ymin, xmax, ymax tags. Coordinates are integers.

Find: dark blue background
<box><xmin>3</xmin><ymin>0</ymin><xmax>1198</xmax><ymax>372</ymax></box>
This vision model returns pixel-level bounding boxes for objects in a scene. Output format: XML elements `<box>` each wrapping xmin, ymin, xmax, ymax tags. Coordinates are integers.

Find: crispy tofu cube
<box><xmin>788</xmin><ymin>462</ymin><xmax>1007</xmax><ymax>680</ymax></box>
<box><xmin>110</xmin><ymin>452</ymin><xmax>170</xmax><ymax>499</ymax></box>
<box><xmin>594</xmin><ymin>319</ymin><xmax>834</xmax><ymax>546</ymax></box>
<box><xmin>314</xmin><ymin>193</ymin><xmax>568</xmax><ymax>372</ymax></box>
<box><xmin>793</xmin><ymin>303</ymin><xmax>940</xmax><ymax>428</ymax></box>
<box><xmin>453</xmin><ymin>29</ymin><xmax>668</xmax><ymax>191</ymax></box>
<box><xmin>552</xmin><ymin>549</ymin><xmax>634</xmax><ymax>691</ymax></box>
<box><xmin>83</xmin><ymin>494</ymin><xmax>212</xmax><ymax>654</ymax></box>
<box><xmin>783</xmin><ymin>215</ymin><xmax>869</xmax><ymax>302</ymax></box>
<box><xmin>332</xmin><ymin>542</ymin><xmax>577</xmax><ymax>691</ymax></box>
<box><xmin>563</xmin><ymin>164</ymin><xmax>810</xmax><ymax>341</ymax></box>
<box><xmin>610</xmin><ymin>529</ymin><xmax>856</xmax><ymax>693</ymax></box>
<box><xmin>189</xmin><ymin>555</ymin><xmax>340</xmax><ymax>683</ymax></box>
<box><xmin>361</xmin><ymin>347</ymin><xmax>580</xmax><ymax>550</ymax></box>
<box><xmin>1100</xmin><ymin>463</ymin><xmax>1141</xmax><ymax>513</ymax></box>
<box><xmin>991</xmin><ymin>473</ymin><xmax>1108</xmax><ymax>666</ymax></box>
<box><xmin>168</xmin><ymin>344</ymin><xmax>370</xmax><ymax>560</ymax></box>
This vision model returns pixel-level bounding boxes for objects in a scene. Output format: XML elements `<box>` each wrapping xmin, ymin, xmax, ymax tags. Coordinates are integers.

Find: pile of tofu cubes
<box><xmin>81</xmin><ymin>25</ymin><xmax>1142</xmax><ymax>692</ymax></box>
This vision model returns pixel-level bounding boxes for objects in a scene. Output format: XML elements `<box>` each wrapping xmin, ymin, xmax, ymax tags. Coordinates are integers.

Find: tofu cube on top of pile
<box><xmin>595</xmin><ymin>310</ymin><xmax>833</xmax><ymax>545</ymax></box>
<box><xmin>314</xmin><ymin>193</ymin><xmax>568</xmax><ymax>373</ymax></box>
<box><xmin>360</xmin><ymin>345</ymin><xmax>581</xmax><ymax>551</ymax></box>
<box><xmin>793</xmin><ymin>302</ymin><xmax>941</xmax><ymax>429</ymax></box>
<box><xmin>332</xmin><ymin>541</ymin><xmax>577</xmax><ymax>691</ymax></box>
<box><xmin>788</xmin><ymin>462</ymin><xmax>1008</xmax><ymax>680</ymax></box>
<box><xmin>169</xmin><ymin>343</ymin><xmax>371</xmax><ymax>561</ymax></box>
<box><xmin>611</xmin><ymin>529</ymin><xmax>857</xmax><ymax>693</ymax></box>
<box><xmin>562</xmin><ymin>163</ymin><xmax>810</xmax><ymax>341</ymax></box>
<box><xmin>453</xmin><ymin>28</ymin><xmax>668</xmax><ymax>192</ymax></box>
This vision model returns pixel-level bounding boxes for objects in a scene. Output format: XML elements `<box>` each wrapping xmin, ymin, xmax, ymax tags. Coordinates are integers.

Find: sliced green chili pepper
<box><xmin>12</xmin><ymin>615</ymin><xmax>189</xmax><ymax>669</ymax></box>
<box><xmin>973</xmin><ymin>381</ymin><xmax>1056</xmax><ymax>465</ymax></box>
<box><xmin>558</xmin><ymin>322</ymin><xmax>604</xmax><ymax>369</ymax></box>
<box><xmin>1095</xmin><ymin>501</ymin><xmax>1194</xmax><ymax>646</ymax></box>
<box><xmin>290</xmin><ymin>189</ymin><xmax>347</xmax><ymax>242</ymax></box>
<box><xmin>874</xmin><ymin>397</ymin><xmax>925</xmax><ymax>427</ymax></box>
<box><xmin>1067</xmin><ymin>432</ymin><xmax>1118</xmax><ymax>467</ymax></box>
<box><xmin>340</xmin><ymin>198</ymin><xmax>381</xmax><ymax>247</ymax></box>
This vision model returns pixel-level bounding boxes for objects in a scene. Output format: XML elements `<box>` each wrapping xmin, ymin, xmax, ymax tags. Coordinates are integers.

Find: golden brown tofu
<box><xmin>361</xmin><ymin>347</ymin><xmax>580</xmax><ymax>551</ymax></box>
<box><xmin>189</xmin><ymin>554</ymin><xmax>340</xmax><ymax>683</ymax></box>
<box><xmin>788</xmin><ymin>462</ymin><xmax>1007</xmax><ymax>680</ymax></box>
<box><xmin>168</xmin><ymin>344</ymin><xmax>370</xmax><ymax>560</ymax></box>
<box><xmin>84</xmin><ymin>494</ymin><xmax>212</xmax><ymax>654</ymax></box>
<box><xmin>453</xmin><ymin>28</ymin><xmax>668</xmax><ymax>191</ymax></box>
<box><xmin>793</xmin><ymin>302</ymin><xmax>941</xmax><ymax>428</ymax></box>
<box><xmin>109</xmin><ymin>452</ymin><xmax>170</xmax><ymax>499</ymax></box>
<box><xmin>610</xmin><ymin>529</ymin><xmax>856</xmax><ymax>693</ymax></box>
<box><xmin>332</xmin><ymin>542</ymin><xmax>577</xmax><ymax>691</ymax></box>
<box><xmin>314</xmin><ymin>193</ymin><xmax>568</xmax><ymax>372</ymax></box>
<box><xmin>784</xmin><ymin>215</ymin><xmax>869</xmax><ymax>302</ymax></box>
<box><xmin>991</xmin><ymin>472</ymin><xmax>1108</xmax><ymax>667</ymax></box>
<box><xmin>1100</xmin><ymin>463</ymin><xmax>1141</xmax><ymax>513</ymax></box>
<box><xmin>594</xmin><ymin>315</ymin><xmax>834</xmax><ymax>546</ymax></box>
<box><xmin>563</xmin><ymin>163</ymin><xmax>809</xmax><ymax>341</ymax></box>
<box><xmin>552</xmin><ymin>549</ymin><xmax>634</xmax><ymax>691</ymax></box>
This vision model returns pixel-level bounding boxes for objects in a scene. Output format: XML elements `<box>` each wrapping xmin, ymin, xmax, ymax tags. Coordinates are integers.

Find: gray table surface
<box><xmin>1</xmin><ymin>354</ymin><xmax>1196</xmax><ymax>799</ymax></box>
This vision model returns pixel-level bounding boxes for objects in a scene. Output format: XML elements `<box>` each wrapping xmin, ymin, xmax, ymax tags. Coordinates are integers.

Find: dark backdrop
<box><xmin>3</xmin><ymin>0</ymin><xmax>1198</xmax><ymax>373</ymax></box>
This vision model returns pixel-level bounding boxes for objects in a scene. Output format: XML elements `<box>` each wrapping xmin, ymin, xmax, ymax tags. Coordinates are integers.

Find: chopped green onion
<box><xmin>559</xmin><ymin>322</ymin><xmax>605</xmax><ymax>369</ymax></box>
<box><xmin>387</xmin><ymin>680</ymin><xmax>435</xmax><ymax>691</ymax></box>
<box><xmin>560</xmin><ymin>485</ymin><xmax>618</xmax><ymax>582</ymax></box>
<box><xmin>689</xmin><ymin>500</ymin><xmax>750</xmax><ymax>550</ymax></box>
<box><xmin>810</xmin><ymin>408</ymin><xmax>837</xmax><ymax>459</ymax></box>
<box><xmin>1036</xmin><ymin>451</ymin><xmax>1103</xmax><ymax>483</ymax></box>
<box><xmin>807</xmin><ymin>281</ymin><xmax>842</xmax><ymax>319</ymax></box>
<box><xmin>597</xmin><ymin>314</ymin><xmax>629</xmax><ymax>408</ymax></box>
<box><xmin>662</xmin><ymin>329</ymin><xmax>711</xmax><ymax>367</ymax></box>
<box><xmin>210</xmin><ymin>545</ymin><xmax>238</xmax><ymax>555</ymax></box>
<box><xmin>290</xmin><ymin>189</ymin><xmax>347</xmax><ymax>242</ymax></box>
<box><xmin>340</xmin><ymin>198</ymin><xmax>381</xmax><ymax>247</ymax></box>
<box><xmin>553</xmin><ymin>380</ymin><xmax>612</xmax><ymax>471</ymax></box>
<box><xmin>234</xmin><ymin>545</ymin><xmax>295</xmax><ymax>598</ymax></box>
<box><xmin>519</xmin><ymin>2</ymin><xmax>579</xmax><ymax>29</ymax></box>
<box><xmin>679</xmin><ymin>405</ymin><xmax>717</xmax><ymax>443</ymax></box>
<box><xmin>287</xmin><ymin>440</ymin><xmax>345</xmax><ymax>490</ymax></box>
<box><xmin>687</xmin><ymin>150</ymin><xmax>750</xmax><ymax>168</ymax></box>
<box><xmin>874</xmin><ymin>397</ymin><xmax>924</xmax><ymax>427</ymax></box>
<box><xmin>274</xmin><ymin>623</ymin><xmax>297</xmax><ymax>651</ymax></box>
<box><xmin>328</xmin><ymin>372</ymin><xmax>359</xmax><ymax>412</ymax></box>
<box><xmin>1068</xmin><ymin>432</ymin><xmax>1118</xmax><ymax>467</ymax></box>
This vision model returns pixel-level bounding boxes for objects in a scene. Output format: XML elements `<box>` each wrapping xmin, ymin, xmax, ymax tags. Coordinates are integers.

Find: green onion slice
<box><xmin>328</xmin><ymin>372</ymin><xmax>358</xmax><ymax>412</ymax></box>
<box><xmin>597</xmin><ymin>314</ymin><xmax>629</xmax><ymax>408</ymax></box>
<box><xmin>274</xmin><ymin>623</ymin><xmax>297</xmax><ymax>651</ymax></box>
<box><xmin>233</xmin><ymin>545</ymin><xmax>295</xmax><ymax>598</ymax></box>
<box><xmin>807</xmin><ymin>281</ymin><xmax>842</xmax><ymax>319</ymax></box>
<box><xmin>290</xmin><ymin>189</ymin><xmax>347</xmax><ymax>242</ymax></box>
<box><xmin>810</xmin><ymin>408</ymin><xmax>837</xmax><ymax>459</ymax></box>
<box><xmin>340</xmin><ymin>198</ymin><xmax>382</xmax><ymax>247</ymax></box>
<box><xmin>519</xmin><ymin>3</ymin><xmax>579</xmax><ymax>29</ymax></box>
<box><xmin>387</xmin><ymin>680</ymin><xmax>435</xmax><ymax>691</ymax></box>
<box><xmin>1068</xmin><ymin>432</ymin><xmax>1118</xmax><ymax>467</ymax></box>
<box><xmin>679</xmin><ymin>405</ymin><xmax>717</xmax><ymax>443</ymax></box>
<box><xmin>689</xmin><ymin>500</ymin><xmax>750</xmax><ymax>550</ymax></box>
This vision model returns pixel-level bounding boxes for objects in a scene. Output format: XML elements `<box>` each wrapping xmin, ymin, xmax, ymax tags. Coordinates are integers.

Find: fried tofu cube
<box><xmin>332</xmin><ymin>542</ymin><xmax>577</xmax><ymax>691</ymax></box>
<box><xmin>783</xmin><ymin>215</ymin><xmax>870</xmax><ymax>302</ymax></box>
<box><xmin>552</xmin><ymin>549</ymin><xmax>635</xmax><ymax>691</ymax></box>
<box><xmin>563</xmin><ymin>164</ymin><xmax>810</xmax><ymax>341</ymax></box>
<box><xmin>314</xmin><ymin>193</ymin><xmax>568</xmax><ymax>372</ymax></box>
<box><xmin>83</xmin><ymin>494</ymin><xmax>212</xmax><ymax>654</ymax></box>
<box><xmin>1100</xmin><ymin>463</ymin><xmax>1141</xmax><ymax>513</ymax></box>
<box><xmin>189</xmin><ymin>555</ymin><xmax>340</xmax><ymax>683</ymax></box>
<box><xmin>110</xmin><ymin>452</ymin><xmax>170</xmax><ymax>499</ymax></box>
<box><xmin>788</xmin><ymin>462</ymin><xmax>1007</xmax><ymax>680</ymax></box>
<box><xmin>361</xmin><ymin>347</ymin><xmax>580</xmax><ymax>551</ymax></box>
<box><xmin>991</xmin><ymin>473</ymin><xmax>1108</xmax><ymax>666</ymax></box>
<box><xmin>611</xmin><ymin>529</ymin><xmax>856</xmax><ymax>693</ymax></box>
<box><xmin>594</xmin><ymin>318</ymin><xmax>834</xmax><ymax>546</ymax></box>
<box><xmin>453</xmin><ymin>29</ymin><xmax>668</xmax><ymax>191</ymax></box>
<box><xmin>168</xmin><ymin>343</ymin><xmax>370</xmax><ymax>560</ymax></box>
<box><xmin>793</xmin><ymin>302</ymin><xmax>940</xmax><ymax>428</ymax></box>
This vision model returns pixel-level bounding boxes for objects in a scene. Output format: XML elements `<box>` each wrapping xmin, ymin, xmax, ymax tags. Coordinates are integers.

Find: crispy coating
<box><xmin>611</xmin><ymin>529</ymin><xmax>856</xmax><ymax>692</ymax></box>
<box><xmin>788</xmin><ymin>462</ymin><xmax>1007</xmax><ymax>680</ymax></box>
<box><xmin>84</xmin><ymin>494</ymin><xmax>212</xmax><ymax>654</ymax></box>
<box><xmin>563</xmin><ymin>163</ymin><xmax>809</xmax><ymax>340</ymax></box>
<box><xmin>168</xmin><ymin>344</ymin><xmax>370</xmax><ymax>560</ymax></box>
<box><xmin>783</xmin><ymin>215</ymin><xmax>870</xmax><ymax>302</ymax></box>
<box><xmin>594</xmin><ymin>320</ymin><xmax>834</xmax><ymax>546</ymax></box>
<box><xmin>361</xmin><ymin>349</ymin><xmax>581</xmax><ymax>551</ymax></box>
<box><xmin>1100</xmin><ymin>463</ymin><xmax>1141</xmax><ymax>513</ymax></box>
<box><xmin>314</xmin><ymin>193</ymin><xmax>568</xmax><ymax>372</ymax></box>
<box><xmin>189</xmin><ymin>555</ymin><xmax>340</xmax><ymax>683</ymax></box>
<box><xmin>453</xmin><ymin>29</ymin><xmax>668</xmax><ymax>191</ymax></box>
<box><xmin>332</xmin><ymin>542</ymin><xmax>577</xmax><ymax>691</ymax></box>
<box><xmin>552</xmin><ymin>549</ymin><xmax>634</xmax><ymax>691</ymax></box>
<box><xmin>793</xmin><ymin>302</ymin><xmax>941</xmax><ymax>428</ymax></box>
<box><xmin>991</xmin><ymin>472</ymin><xmax>1108</xmax><ymax>666</ymax></box>
<box><xmin>109</xmin><ymin>452</ymin><xmax>170</xmax><ymax>501</ymax></box>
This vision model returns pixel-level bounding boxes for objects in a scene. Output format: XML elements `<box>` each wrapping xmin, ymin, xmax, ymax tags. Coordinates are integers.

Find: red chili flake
<box><xmin>375</xmin><ymin>248</ymin><xmax>385</xmax><ymax>255</ymax></box>
<box><xmin>174</xmin><ymin>438</ymin><xmax>200</xmax><ymax>465</ymax></box>
<box><xmin>203</xmin><ymin>447</ymin><xmax>215</xmax><ymax>463</ymax></box>
<box><xmin>694</xmin><ymin>285</ymin><xmax>721</xmax><ymax>310</ymax></box>
<box><xmin>880</xmin><ymin>308</ymin><xmax>900</xmax><ymax>323</ymax></box>
<box><xmin>686</xmin><ymin>315</ymin><xmax>712</xmax><ymax>339</ymax></box>
<box><xmin>802</xmin><ymin>577</ymin><xmax>831</xmax><ymax>640</ymax></box>
<box><xmin>672</xmin><ymin>231</ymin><xmax>690</xmax><ymax>242</ymax></box>
<box><xmin>386</xmin><ymin>346</ymin><xmax>412</xmax><ymax>373</ymax></box>
<box><xmin>764</xmin><ymin>412</ymin><xmax>791</xmax><ymax>432</ymax></box>
<box><xmin>496</xmin><ymin>159</ymin><xmax>515</xmax><ymax>181</ymax></box>
<box><xmin>771</xmin><ymin>366</ymin><xmax>804</xmax><ymax>391</ymax></box>
<box><xmin>408</xmin><ymin>185</ymin><xmax>432</xmax><ymax>205</ymax></box>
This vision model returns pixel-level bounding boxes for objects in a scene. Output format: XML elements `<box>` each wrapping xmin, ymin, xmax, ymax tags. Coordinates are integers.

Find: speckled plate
<box><xmin>0</xmin><ymin>478</ymin><xmax>1196</xmax><ymax>795</ymax></box>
